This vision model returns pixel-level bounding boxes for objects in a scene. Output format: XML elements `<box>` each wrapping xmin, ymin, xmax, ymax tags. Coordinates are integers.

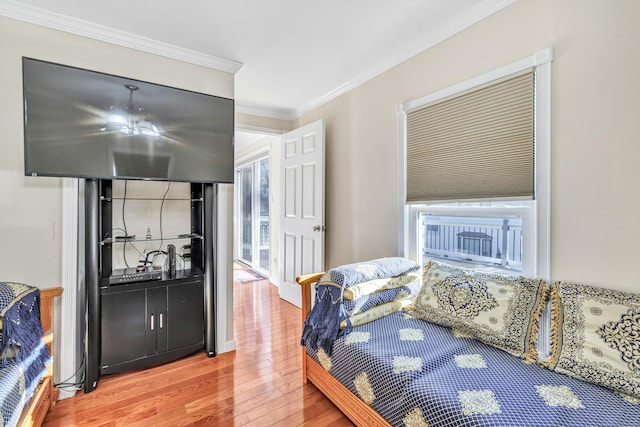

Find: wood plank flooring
<box><xmin>43</xmin><ymin>274</ymin><xmax>353</xmax><ymax>426</ymax></box>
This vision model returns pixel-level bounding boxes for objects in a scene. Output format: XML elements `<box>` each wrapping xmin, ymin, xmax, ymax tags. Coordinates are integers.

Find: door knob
<box><xmin>313</xmin><ymin>225</ymin><xmax>326</xmax><ymax>232</ymax></box>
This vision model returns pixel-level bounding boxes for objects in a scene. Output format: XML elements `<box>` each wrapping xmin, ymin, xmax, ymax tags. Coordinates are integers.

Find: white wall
<box><xmin>296</xmin><ymin>0</ymin><xmax>640</xmax><ymax>292</ymax></box>
<box><xmin>0</xmin><ymin>15</ymin><xmax>236</xmax><ymax>391</ymax></box>
<box><xmin>109</xmin><ymin>181</ymin><xmax>192</xmax><ymax>270</ymax></box>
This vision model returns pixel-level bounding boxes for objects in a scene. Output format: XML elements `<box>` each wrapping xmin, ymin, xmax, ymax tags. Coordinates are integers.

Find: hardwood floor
<box><xmin>43</xmin><ymin>275</ymin><xmax>353</xmax><ymax>426</ymax></box>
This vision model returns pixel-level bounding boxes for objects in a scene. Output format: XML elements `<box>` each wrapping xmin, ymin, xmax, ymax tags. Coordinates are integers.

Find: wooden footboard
<box><xmin>297</xmin><ymin>274</ymin><xmax>391</xmax><ymax>427</ymax></box>
<box><xmin>18</xmin><ymin>287</ymin><xmax>63</xmax><ymax>427</ymax></box>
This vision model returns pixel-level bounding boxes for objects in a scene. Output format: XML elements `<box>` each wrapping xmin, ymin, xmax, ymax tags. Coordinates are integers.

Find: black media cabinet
<box><xmin>84</xmin><ymin>179</ymin><xmax>217</xmax><ymax>392</ymax></box>
<box><xmin>100</xmin><ymin>274</ymin><xmax>204</xmax><ymax>375</ymax></box>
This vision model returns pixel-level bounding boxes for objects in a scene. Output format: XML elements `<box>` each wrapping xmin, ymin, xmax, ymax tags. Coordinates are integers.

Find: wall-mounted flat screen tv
<box><xmin>23</xmin><ymin>57</ymin><xmax>234</xmax><ymax>183</ymax></box>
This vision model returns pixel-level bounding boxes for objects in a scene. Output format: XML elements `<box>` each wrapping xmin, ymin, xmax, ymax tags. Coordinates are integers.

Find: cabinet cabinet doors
<box><xmin>100</xmin><ymin>279</ymin><xmax>204</xmax><ymax>370</ymax></box>
<box><xmin>167</xmin><ymin>281</ymin><xmax>204</xmax><ymax>350</ymax></box>
<box><xmin>146</xmin><ymin>286</ymin><xmax>168</xmax><ymax>354</ymax></box>
<box><xmin>101</xmin><ymin>289</ymin><xmax>147</xmax><ymax>366</ymax></box>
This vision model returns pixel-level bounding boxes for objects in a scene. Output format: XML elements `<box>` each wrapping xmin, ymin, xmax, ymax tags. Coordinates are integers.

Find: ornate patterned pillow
<box><xmin>406</xmin><ymin>260</ymin><xmax>548</xmax><ymax>357</ymax></box>
<box><xmin>547</xmin><ymin>281</ymin><xmax>640</xmax><ymax>398</ymax></box>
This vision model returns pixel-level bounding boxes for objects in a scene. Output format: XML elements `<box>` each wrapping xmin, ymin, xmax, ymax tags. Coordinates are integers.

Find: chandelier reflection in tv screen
<box><xmin>101</xmin><ymin>84</ymin><xmax>161</xmax><ymax>137</ymax></box>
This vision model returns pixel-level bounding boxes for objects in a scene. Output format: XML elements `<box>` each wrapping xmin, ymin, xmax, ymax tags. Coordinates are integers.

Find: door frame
<box><xmin>234</xmin><ymin>152</ymin><xmax>270</xmax><ymax>277</ymax></box>
<box><xmin>233</xmin><ymin>125</ymin><xmax>284</xmax><ymax>284</ymax></box>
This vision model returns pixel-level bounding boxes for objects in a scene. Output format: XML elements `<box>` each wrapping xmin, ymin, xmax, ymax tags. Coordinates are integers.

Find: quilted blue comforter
<box><xmin>307</xmin><ymin>311</ymin><xmax>640</xmax><ymax>427</ymax></box>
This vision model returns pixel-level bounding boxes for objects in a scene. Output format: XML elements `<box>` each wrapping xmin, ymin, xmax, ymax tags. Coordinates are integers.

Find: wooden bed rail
<box><xmin>296</xmin><ymin>272</ymin><xmax>323</xmax><ymax>384</ymax></box>
<box><xmin>296</xmin><ymin>272</ymin><xmax>324</xmax><ymax>318</ymax></box>
<box><xmin>40</xmin><ymin>287</ymin><xmax>63</xmax><ymax>356</ymax></box>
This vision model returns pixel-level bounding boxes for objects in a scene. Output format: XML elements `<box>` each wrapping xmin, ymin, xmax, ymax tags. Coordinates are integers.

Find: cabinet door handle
<box><xmin>159</xmin><ymin>313</ymin><xmax>163</xmax><ymax>329</ymax></box>
<box><xmin>150</xmin><ymin>314</ymin><xmax>155</xmax><ymax>331</ymax></box>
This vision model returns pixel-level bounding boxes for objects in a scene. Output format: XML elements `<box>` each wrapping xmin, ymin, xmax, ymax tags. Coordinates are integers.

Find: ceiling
<box><xmin>1</xmin><ymin>0</ymin><xmax>515</xmax><ymax>121</ymax></box>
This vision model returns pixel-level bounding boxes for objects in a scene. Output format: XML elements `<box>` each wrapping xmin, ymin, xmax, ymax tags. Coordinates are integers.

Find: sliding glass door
<box><xmin>236</xmin><ymin>157</ymin><xmax>270</xmax><ymax>275</ymax></box>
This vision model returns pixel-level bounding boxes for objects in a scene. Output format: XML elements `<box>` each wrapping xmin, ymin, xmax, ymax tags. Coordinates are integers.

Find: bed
<box><xmin>0</xmin><ymin>283</ymin><xmax>62</xmax><ymax>427</ymax></box>
<box><xmin>297</xmin><ymin>258</ymin><xmax>640</xmax><ymax>427</ymax></box>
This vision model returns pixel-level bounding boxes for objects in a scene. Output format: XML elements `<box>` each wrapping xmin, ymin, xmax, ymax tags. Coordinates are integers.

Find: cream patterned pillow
<box><xmin>339</xmin><ymin>299</ymin><xmax>412</xmax><ymax>329</ymax></box>
<box><xmin>406</xmin><ymin>260</ymin><xmax>547</xmax><ymax>357</ymax></box>
<box><xmin>342</xmin><ymin>272</ymin><xmax>421</xmax><ymax>300</ymax></box>
<box><xmin>547</xmin><ymin>281</ymin><xmax>640</xmax><ymax>398</ymax></box>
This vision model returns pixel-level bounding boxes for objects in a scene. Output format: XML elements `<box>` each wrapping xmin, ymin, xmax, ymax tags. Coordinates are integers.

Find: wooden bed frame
<box><xmin>17</xmin><ymin>287</ymin><xmax>63</xmax><ymax>427</ymax></box>
<box><xmin>297</xmin><ymin>273</ymin><xmax>391</xmax><ymax>427</ymax></box>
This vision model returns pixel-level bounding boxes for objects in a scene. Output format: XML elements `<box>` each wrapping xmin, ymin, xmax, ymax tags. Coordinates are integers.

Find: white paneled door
<box><xmin>279</xmin><ymin>120</ymin><xmax>325</xmax><ymax>307</ymax></box>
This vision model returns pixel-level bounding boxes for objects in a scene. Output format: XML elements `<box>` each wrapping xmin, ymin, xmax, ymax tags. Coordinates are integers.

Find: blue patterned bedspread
<box><xmin>0</xmin><ymin>340</ymin><xmax>49</xmax><ymax>427</ymax></box>
<box><xmin>306</xmin><ymin>312</ymin><xmax>640</xmax><ymax>427</ymax></box>
<box><xmin>302</xmin><ymin>257</ymin><xmax>419</xmax><ymax>355</ymax></box>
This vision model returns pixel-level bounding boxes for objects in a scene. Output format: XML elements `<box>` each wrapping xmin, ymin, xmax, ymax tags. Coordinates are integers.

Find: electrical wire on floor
<box><xmin>54</xmin><ymin>351</ymin><xmax>86</xmax><ymax>392</ymax></box>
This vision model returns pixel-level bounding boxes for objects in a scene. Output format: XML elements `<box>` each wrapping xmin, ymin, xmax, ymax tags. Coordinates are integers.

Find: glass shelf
<box><xmin>100</xmin><ymin>196</ymin><xmax>203</xmax><ymax>202</ymax></box>
<box><xmin>101</xmin><ymin>234</ymin><xmax>202</xmax><ymax>245</ymax></box>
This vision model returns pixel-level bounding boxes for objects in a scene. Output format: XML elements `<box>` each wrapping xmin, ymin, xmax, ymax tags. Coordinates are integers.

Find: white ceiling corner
<box><xmin>1</xmin><ymin>0</ymin><xmax>517</xmax><ymax>121</ymax></box>
<box><xmin>295</xmin><ymin>0</ymin><xmax>519</xmax><ymax>118</ymax></box>
<box><xmin>0</xmin><ymin>0</ymin><xmax>243</xmax><ymax>73</ymax></box>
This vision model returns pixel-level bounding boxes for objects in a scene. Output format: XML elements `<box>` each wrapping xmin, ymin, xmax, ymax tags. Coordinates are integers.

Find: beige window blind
<box><xmin>406</xmin><ymin>71</ymin><xmax>535</xmax><ymax>204</ymax></box>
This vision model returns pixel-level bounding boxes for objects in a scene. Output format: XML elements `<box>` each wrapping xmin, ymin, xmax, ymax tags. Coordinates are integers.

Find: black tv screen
<box><xmin>23</xmin><ymin>57</ymin><xmax>234</xmax><ymax>183</ymax></box>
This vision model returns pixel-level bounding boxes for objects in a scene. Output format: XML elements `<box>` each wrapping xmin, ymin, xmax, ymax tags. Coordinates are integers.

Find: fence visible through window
<box><xmin>420</xmin><ymin>214</ymin><xmax>523</xmax><ymax>272</ymax></box>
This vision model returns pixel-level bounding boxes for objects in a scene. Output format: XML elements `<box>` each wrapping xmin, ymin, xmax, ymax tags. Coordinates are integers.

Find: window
<box><xmin>399</xmin><ymin>49</ymin><xmax>552</xmax><ymax>279</ymax></box>
<box><xmin>407</xmin><ymin>201</ymin><xmax>533</xmax><ymax>274</ymax></box>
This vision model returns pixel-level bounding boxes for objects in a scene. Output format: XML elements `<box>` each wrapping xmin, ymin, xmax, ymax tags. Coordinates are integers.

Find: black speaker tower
<box><xmin>203</xmin><ymin>183</ymin><xmax>217</xmax><ymax>357</ymax></box>
<box><xmin>84</xmin><ymin>179</ymin><xmax>101</xmax><ymax>392</ymax></box>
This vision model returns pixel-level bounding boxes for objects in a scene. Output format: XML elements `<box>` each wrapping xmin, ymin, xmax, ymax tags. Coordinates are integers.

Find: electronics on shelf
<box><xmin>108</xmin><ymin>268</ymin><xmax>162</xmax><ymax>285</ymax></box>
<box><xmin>167</xmin><ymin>244</ymin><xmax>177</xmax><ymax>278</ymax></box>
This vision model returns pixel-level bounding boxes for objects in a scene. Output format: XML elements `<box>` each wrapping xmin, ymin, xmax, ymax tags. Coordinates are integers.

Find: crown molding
<box><xmin>296</xmin><ymin>0</ymin><xmax>517</xmax><ymax>118</ymax></box>
<box><xmin>235</xmin><ymin>103</ymin><xmax>296</xmax><ymax>122</ymax></box>
<box><xmin>242</xmin><ymin>0</ymin><xmax>514</xmax><ymax>121</ymax></box>
<box><xmin>235</xmin><ymin>124</ymin><xmax>285</xmax><ymax>136</ymax></box>
<box><xmin>0</xmin><ymin>0</ymin><xmax>242</xmax><ymax>74</ymax></box>
<box><xmin>241</xmin><ymin>0</ymin><xmax>513</xmax><ymax>122</ymax></box>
